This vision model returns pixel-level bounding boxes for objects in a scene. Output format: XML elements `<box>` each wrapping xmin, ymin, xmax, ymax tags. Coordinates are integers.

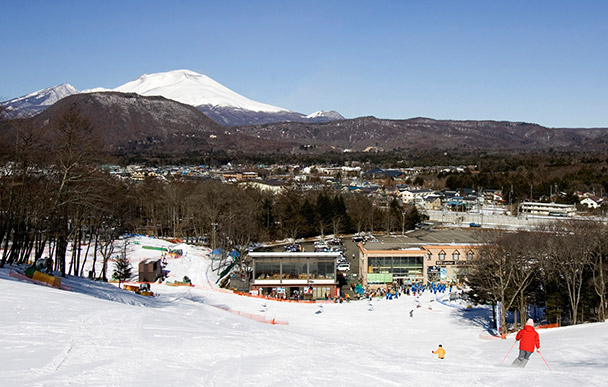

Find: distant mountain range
<box><xmin>2</xmin><ymin>70</ymin><xmax>607</xmax><ymax>156</ymax></box>
<box><xmin>234</xmin><ymin>116</ymin><xmax>608</xmax><ymax>152</ymax></box>
<box><xmin>1</xmin><ymin>70</ymin><xmax>344</xmax><ymax>125</ymax></box>
<box><xmin>1</xmin><ymin>83</ymin><xmax>79</xmax><ymax>119</ymax></box>
<box><xmin>1</xmin><ymin>91</ymin><xmax>605</xmax><ymax>155</ymax></box>
<box><xmin>19</xmin><ymin>92</ymin><xmax>291</xmax><ymax>154</ymax></box>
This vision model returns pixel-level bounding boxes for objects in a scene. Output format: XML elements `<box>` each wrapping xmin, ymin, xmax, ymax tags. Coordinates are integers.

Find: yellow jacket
<box><xmin>433</xmin><ymin>347</ymin><xmax>446</xmax><ymax>359</ymax></box>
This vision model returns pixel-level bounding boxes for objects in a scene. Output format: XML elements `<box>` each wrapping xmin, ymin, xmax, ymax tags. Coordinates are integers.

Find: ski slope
<box><xmin>1</xmin><ymin>236</ymin><xmax>607</xmax><ymax>386</ymax></box>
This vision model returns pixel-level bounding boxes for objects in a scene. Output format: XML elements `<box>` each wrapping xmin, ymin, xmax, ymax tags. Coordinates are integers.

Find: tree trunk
<box><xmin>1</xmin><ymin>224</ymin><xmax>12</xmax><ymax>268</ymax></box>
<box><xmin>520</xmin><ymin>293</ymin><xmax>527</xmax><ymax>326</ymax></box>
<box><xmin>79</xmin><ymin>231</ymin><xmax>94</xmax><ymax>277</ymax></box>
<box><xmin>56</xmin><ymin>232</ymin><xmax>68</xmax><ymax>277</ymax></box>
<box><xmin>500</xmin><ymin>301</ymin><xmax>507</xmax><ymax>335</ymax></box>
<box><xmin>91</xmin><ymin>232</ymin><xmax>99</xmax><ymax>278</ymax></box>
<box><xmin>593</xmin><ymin>253</ymin><xmax>606</xmax><ymax>322</ymax></box>
<box><xmin>34</xmin><ymin>230</ymin><xmax>47</xmax><ymax>261</ymax></box>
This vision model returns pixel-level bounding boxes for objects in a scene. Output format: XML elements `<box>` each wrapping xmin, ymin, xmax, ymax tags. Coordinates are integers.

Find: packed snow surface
<box><xmin>112</xmin><ymin>70</ymin><xmax>289</xmax><ymax>113</ymax></box>
<box><xmin>1</xmin><ymin>236</ymin><xmax>607</xmax><ymax>386</ymax></box>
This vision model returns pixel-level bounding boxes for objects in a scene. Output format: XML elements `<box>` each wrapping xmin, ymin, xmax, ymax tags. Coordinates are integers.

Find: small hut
<box><xmin>138</xmin><ymin>259</ymin><xmax>162</xmax><ymax>282</ymax></box>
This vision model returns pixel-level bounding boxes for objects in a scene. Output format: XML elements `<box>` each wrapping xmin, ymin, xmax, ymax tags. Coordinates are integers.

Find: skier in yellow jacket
<box><xmin>432</xmin><ymin>344</ymin><xmax>446</xmax><ymax>359</ymax></box>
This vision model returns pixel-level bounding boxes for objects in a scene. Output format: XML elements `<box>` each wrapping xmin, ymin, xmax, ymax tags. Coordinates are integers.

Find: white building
<box><xmin>580</xmin><ymin>196</ymin><xmax>602</xmax><ymax>209</ymax></box>
<box><xmin>401</xmin><ymin>189</ymin><xmax>434</xmax><ymax>204</ymax></box>
<box><xmin>518</xmin><ymin>202</ymin><xmax>577</xmax><ymax>217</ymax></box>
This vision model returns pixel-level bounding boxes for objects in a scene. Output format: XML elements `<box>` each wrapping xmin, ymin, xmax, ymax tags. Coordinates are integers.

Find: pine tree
<box><xmin>113</xmin><ymin>253</ymin><xmax>132</xmax><ymax>288</ymax></box>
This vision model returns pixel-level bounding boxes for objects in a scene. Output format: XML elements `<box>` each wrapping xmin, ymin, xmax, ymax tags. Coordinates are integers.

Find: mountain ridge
<box><xmin>14</xmin><ymin>92</ymin><xmax>298</xmax><ymax>154</ymax></box>
<box><xmin>234</xmin><ymin>116</ymin><xmax>608</xmax><ymax>152</ymax></box>
<box><xmin>1</xmin><ymin>70</ymin><xmax>344</xmax><ymax>126</ymax></box>
<box><xmin>1</xmin><ymin>83</ymin><xmax>79</xmax><ymax>119</ymax></box>
<box><xmin>3</xmin><ymin>92</ymin><xmax>607</xmax><ymax>156</ymax></box>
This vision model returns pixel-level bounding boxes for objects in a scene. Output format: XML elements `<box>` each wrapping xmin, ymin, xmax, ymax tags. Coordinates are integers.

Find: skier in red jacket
<box><xmin>512</xmin><ymin>318</ymin><xmax>540</xmax><ymax>367</ymax></box>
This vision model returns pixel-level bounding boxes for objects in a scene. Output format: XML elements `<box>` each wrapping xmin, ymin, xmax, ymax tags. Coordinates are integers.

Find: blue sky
<box><xmin>1</xmin><ymin>0</ymin><xmax>606</xmax><ymax>127</ymax></box>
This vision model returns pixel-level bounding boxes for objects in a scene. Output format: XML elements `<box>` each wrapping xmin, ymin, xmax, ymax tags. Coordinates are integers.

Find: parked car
<box><xmin>328</xmin><ymin>238</ymin><xmax>342</xmax><ymax>246</ymax></box>
<box><xmin>314</xmin><ymin>241</ymin><xmax>328</xmax><ymax>249</ymax></box>
<box><xmin>337</xmin><ymin>263</ymin><xmax>351</xmax><ymax>271</ymax></box>
<box><xmin>285</xmin><ymin>244</ymin><xmax>302</xmax><ymax>252</ymax></box>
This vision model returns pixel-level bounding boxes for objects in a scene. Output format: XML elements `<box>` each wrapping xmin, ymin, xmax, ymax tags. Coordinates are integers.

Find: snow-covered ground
<box><xmin>1</xmin><ymin>236</ymin><xmax>607</xmax><ymax>386</ymax></box>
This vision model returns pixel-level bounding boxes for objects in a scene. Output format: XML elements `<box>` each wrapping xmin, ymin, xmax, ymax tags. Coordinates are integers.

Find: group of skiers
<box><xmin>364</xmin><ymin>282</ymin><xmax>458</xmax><ymax>299</ymax></box>
<box><xmin>409</xmin><ymin>282</ymin><xmax>454</xmax><ymax>296</ymax></box>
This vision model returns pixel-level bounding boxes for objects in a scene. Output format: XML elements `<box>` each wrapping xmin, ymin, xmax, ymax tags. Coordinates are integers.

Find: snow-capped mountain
<box><xmin>306</xmin><ymin>110</ymin><xmax>345</xmax><ymax>121</ymax></box>
<box><xmin>112</xmin><ymin>70</ymin><xmax>288</xmax><ymax>113</ymax></box>
<box><xmin>109</xmin><ymin>70</ymin><xmax>346</xmax><ymax>125</ymax></box>
<box><xmin>1</xmin><ymin>83</ymin><xmax>79</xmax><ymax>119</ymax></box>
<box><xmin>1</xmin><ymin>70</ymin><xmax>344</xmax><ymax>126</ymax></box>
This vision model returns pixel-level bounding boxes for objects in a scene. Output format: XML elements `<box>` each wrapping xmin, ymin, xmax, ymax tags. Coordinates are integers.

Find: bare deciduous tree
<box><xmin>591</xmin><ymin>223</ymin><xmax>608</xmax><ymax>321</ymax></box>
<box><xmin>543</xmin><ymin>221</ymin><xmax>596</xmax><ymax>325</ymax></box>
<box><xmin>468</xmin><ymin>230</ymin><xmax>540</xmax><ymax>332</ymax></box>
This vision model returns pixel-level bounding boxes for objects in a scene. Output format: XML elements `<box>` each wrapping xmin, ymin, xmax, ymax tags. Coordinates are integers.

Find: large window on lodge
<box><xmin>255</xmin><ymin>259</ymin><xmax>281</xmax><ymax>280</ymax></box>
<box><xmin>255</xmin><ymin>258</ymin><xmax>335</xmax><ymax>280</ymax></box>
<box><xmin>281</xmin><ymin>257</ymin><xmax>308</xmax><ymax>279</ymax></box>
<box><xmin>309</xmin><ymin>260</ymin><xmax>335</xmax><ymax>280</ymax></box>
<box><xmin>369</xmin><ymin>256</ymin><xmax>423</xmax><ymax>275</ymax></box>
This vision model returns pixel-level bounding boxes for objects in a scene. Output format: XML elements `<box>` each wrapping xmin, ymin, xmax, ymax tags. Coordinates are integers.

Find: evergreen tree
<box><xmin>259</xmin><ymin>197</ymin><xmax>276</xmax><ymax>238</ymax></box>
<box><xmin>404</xmin><ymin>205</ymin><xmax>427</xmax><ymax>230</ymax></box>
<box><xmin>113</xmin><ymin>253</ymin><xmax>132</xmax><ymax>288</ymax></box>
<box><xmin>332</xmin><ymin>195</ymin><xmax>353</xmax><ymax>234</ymax></box>
<box><xmin>316</xmin><ymin>192</ymin><xmax>334</xmax><ymax>237</ymax></box>
<box><xmin>299</xmin><ymin>198</ymin><xmax>317</xmax><ymax>238</ymax></box>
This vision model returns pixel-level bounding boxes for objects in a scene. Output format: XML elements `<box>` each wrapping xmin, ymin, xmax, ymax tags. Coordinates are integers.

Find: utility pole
<box><xmin>211</xmin><ymin>222</ymin><xmax>218</xmax><ymax>250</ymax></box>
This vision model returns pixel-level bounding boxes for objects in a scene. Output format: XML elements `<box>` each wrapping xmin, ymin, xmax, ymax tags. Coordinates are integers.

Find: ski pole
<box><xmin>537</xmin><ymin>349</ymin><xmax>552</xmax><ymax>371</ymax></box>
<box><xmin>501</xmin><ymin>341</ymin><xmax>517</xmax><ymax>364</ymax></box>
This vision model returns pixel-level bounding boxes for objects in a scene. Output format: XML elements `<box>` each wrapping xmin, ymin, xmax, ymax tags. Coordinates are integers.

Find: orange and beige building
<box><xmin>357</xmin><ymin>228</ymin><xmax>485</xmax><ymax>287</ymax></box>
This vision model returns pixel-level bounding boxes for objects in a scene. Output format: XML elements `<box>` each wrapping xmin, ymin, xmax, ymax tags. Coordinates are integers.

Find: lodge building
<box><xmin>358</xmin><ymin>228</ymin><xmax>485</xmax><ymax>288</ymax></box>
<box><xmin>248</xmin><ymin>252</ymin><xmax>341</xmax><ymax>299</ymax></box>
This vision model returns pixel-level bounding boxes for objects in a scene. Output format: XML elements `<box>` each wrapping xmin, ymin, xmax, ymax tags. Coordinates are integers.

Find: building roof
<box><xmin>363</xmin><ymin>167</ymin><xmax>403</xmax><ymax>178</ymax></box>
<box><xmin>248</xmin><ymin>252</ymin><xmax>342</xmax><ymax>259</ymax></box>
<box><xmin>360</xmin><ymin>228</ymin><xmax>485</xmax><ymax>252</ymax></box>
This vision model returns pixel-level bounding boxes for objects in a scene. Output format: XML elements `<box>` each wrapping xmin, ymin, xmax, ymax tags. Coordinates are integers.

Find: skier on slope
<box><xmin>432</xmin><ymin>344</ymin><xmax>446</xmax><ymax>359</ymax></box>
<box><xmin>512</xmin><ymin>318</ymin><xmax>540</xmax><ymax>368</ymax></box>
